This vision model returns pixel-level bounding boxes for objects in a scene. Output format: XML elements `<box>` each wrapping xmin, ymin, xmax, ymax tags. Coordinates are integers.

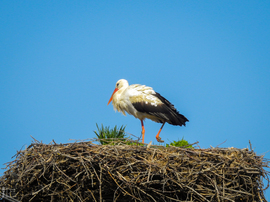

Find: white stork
<box><xmin>107</xmin><ymin>79</ymin><xmax>189</xmax><ymax>143</ymax></box>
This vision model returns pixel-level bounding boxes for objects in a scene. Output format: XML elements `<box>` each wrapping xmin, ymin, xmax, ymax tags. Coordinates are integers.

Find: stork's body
<box><xmin>108</xmin><ymin>79</ymin><xmax>189</xmax><ymax>143</ymax></box>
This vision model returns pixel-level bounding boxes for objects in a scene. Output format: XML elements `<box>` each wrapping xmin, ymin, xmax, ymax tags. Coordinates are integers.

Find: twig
<box><xmin>215</xmin><ymin>139</ymin><xmax>227</xmax><ymax>148</ymax></box>
<box><xmin>249</xmin><ymin>140</ymin><xmax>253</xmax><ymax>151</ymax></box>
<box><xmin>99</xmin><ymin>163</ymin><xmax>102</xmax><ymax>202</ymax></box>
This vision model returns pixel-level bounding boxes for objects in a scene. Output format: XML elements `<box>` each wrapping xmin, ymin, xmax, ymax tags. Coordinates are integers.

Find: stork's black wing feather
<box><xmin>132</xmin><ymin>92</ymin><xmax>189</xmax><ymax>126</ymax></box>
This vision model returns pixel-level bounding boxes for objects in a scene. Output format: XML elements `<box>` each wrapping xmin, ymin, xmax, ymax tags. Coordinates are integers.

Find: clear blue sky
<box><xmin>1</xmin><ymin>1</ymin><xmax>270</xmax><ymax>199</ymax></box>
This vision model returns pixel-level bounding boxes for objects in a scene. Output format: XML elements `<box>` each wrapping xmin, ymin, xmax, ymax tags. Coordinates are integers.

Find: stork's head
<box><xmin>115</xmin><ymin>79</ymin><xmax>129</xmax><ymax>89</ymax></box>
<box><xmin>107</xmin><ymin>79</ymin><xmax>129</xmax><ymax>105</ymax></box>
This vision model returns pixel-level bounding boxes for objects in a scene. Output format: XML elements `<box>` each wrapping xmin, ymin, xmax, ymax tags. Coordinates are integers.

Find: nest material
<box><xmin>0</xmin><ymin>139</ymin><xmax>269</xmax><ymax>202</ymax></box>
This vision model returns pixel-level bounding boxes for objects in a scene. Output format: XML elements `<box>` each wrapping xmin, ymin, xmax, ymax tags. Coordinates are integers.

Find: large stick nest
<box><xmin>0</xmin><ymin>139</ymin><xmax>269</xmax><ymax>202</ymax></box>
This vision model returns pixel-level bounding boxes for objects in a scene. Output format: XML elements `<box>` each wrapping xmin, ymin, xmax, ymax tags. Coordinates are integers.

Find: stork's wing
<box><xmin>131</xmin><ymin>91</ymin><xmax>189</xmax><ymax>126</ymax></box>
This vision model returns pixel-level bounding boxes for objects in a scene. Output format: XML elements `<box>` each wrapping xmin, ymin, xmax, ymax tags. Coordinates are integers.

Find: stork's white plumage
<box><xmin>107</xmin><ymin>79</ymin><xmax>189</xmax><ymax>143</ymax></box>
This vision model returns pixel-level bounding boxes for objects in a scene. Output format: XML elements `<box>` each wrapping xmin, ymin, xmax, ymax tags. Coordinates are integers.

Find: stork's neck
<box><xmin>114</xmin><ymin>85</ymin><xmax>127</xmax><ymax>99</ymax></box>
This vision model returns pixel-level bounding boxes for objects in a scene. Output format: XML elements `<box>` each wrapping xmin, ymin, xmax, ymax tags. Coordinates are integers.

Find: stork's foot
<box><xmin>156</xmin><ymin>136</ymin><xmax>164</xmax><ymax>143</ymax></box>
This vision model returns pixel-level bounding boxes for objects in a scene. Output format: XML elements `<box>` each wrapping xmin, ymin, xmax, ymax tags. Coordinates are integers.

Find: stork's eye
<box><xmin>117</xmin><ymin>83</ymin><xmax>119</xmax><ymax>87</ymax></box>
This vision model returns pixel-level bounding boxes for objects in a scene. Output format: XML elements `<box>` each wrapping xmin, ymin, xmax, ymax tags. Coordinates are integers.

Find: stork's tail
<box><xmin>176</xmin><ymin>113</ymin><xmax>189</xmax><ymax>126</ymax></box>
<box><xmin>154</xmin><ymin>92</ymin><xmax>189</xmax><ymax>126</ymax></box>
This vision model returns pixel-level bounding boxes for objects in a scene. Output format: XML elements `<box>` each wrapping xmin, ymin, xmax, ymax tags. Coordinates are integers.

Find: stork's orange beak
<box><xmin>107</xmin><ymin>88</ymin><xmax>119</xmax><ymax>105</ymax></box>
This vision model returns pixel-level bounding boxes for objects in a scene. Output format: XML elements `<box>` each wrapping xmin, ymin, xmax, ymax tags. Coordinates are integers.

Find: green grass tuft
<box><xmin>94</xmin><ymin>123</ymin><xmax>127</xmax><ymax>145</ymax></box>
<box><xmin>166</xmin><ymin>137</ymin><xmax>193</xmax><ymax>148</ymax></box>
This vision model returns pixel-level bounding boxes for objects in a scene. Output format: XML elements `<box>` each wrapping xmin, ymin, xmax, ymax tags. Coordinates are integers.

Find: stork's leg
<box><xmin>141</xmin><ymin>120</ymin><xmax>145</xmax><ymax>143</ymax></box>
<box><xmin>156</xmin><ymin>122</ymin><xmax>165</xmax><ymax>143</ymax></box>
